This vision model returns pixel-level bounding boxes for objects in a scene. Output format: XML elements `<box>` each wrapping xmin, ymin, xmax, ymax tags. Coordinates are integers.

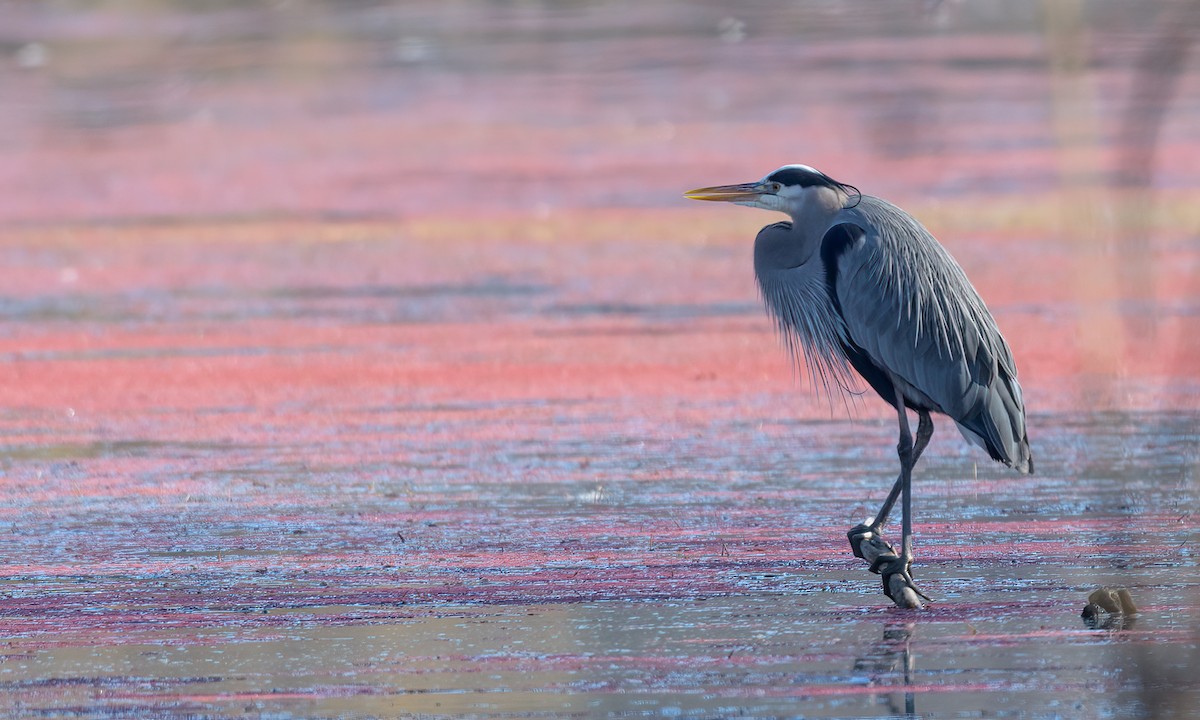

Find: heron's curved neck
<box><xmin>800</xmin><ymin>185</ymin><xmax>848</xmax><ymax>223</ymax></box>
<box><xmin>757</xmin><ymin>194</ymin><xmax>842</xmax><ymax>271</ymax></box>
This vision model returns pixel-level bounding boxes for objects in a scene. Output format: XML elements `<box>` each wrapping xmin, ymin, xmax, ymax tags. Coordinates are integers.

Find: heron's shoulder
<box><xmin>841</xmin><ymin>196</ymin><xmax>931</xmax><ymax>238</ymax></box>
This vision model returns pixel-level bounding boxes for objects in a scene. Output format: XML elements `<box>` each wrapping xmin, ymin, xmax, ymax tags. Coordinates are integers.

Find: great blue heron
<box><xmin>686</xmin><ymin>165</ymin><xmax>1033</xmax><ymax>608</ymax></box>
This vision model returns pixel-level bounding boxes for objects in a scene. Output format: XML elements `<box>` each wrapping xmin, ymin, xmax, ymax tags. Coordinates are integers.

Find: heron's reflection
<box><xmin>854</xmin><ymin>620</ymin><xmax>917</xmax><ymax>717</ymax></box>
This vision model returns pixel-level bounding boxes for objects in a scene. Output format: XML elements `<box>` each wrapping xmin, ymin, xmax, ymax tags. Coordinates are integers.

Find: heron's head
<box><xmin>685</xmin><ymin>165</ymin><xmax>860</xmax><ymax>217</ymax></box>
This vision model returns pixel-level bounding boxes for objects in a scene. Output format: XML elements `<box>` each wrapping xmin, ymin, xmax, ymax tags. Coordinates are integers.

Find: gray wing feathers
<box><xmin>835</xmin><ymin>197</ymin><xmax>1032</xmax><ymax>472</ymax></box>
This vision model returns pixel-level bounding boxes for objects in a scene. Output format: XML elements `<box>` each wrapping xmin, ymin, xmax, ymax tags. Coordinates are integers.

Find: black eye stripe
<box><xmin>767</xmin><ymin>167</ymin><xmax>833</xmax><ymax>188</ymax></box>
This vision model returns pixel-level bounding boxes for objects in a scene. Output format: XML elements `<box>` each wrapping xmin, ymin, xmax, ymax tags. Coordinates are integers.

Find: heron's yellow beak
<box><xmin>683</xmin><ymin>182</ymin><xmax>767</xmax><ymax>202</ymax></box>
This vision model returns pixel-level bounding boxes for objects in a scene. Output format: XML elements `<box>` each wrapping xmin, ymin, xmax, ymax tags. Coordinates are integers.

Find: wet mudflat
<box><xmin>2</xmin><ymin>2</ymin><xmax>1199</xmax><ymax>718</ymax></box>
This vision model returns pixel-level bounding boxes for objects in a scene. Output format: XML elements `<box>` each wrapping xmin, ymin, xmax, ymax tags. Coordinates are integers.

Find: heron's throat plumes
<box><xmin>753</xmin><ymin>222</ymin><xmax>858</xmax><ymax>402</ymax></box>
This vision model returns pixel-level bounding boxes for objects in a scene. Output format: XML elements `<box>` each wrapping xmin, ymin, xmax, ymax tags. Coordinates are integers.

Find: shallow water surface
<box><xmin>1</xmin><ymin>407</ymin><xmax>1195</xmax><ymax>717</ymax></box>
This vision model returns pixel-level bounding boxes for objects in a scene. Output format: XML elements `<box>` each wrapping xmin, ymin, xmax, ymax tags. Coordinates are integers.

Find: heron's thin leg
<box><xmin>847</xmin><ymin>411</ymin><xmax>931</xmax><ymax>562</ymax></box>
<box><xmin>848</xmin><ymin>397</ymin><xmax>930</xmax><ymax>607</ymax></box>
<box><xmin>892</xmin><ymin>394</ymin><xmax>915</xmax><ymax>552</ymax></box>
<box><xmin>867</xmin><ymin>411</ymin><xmax>933</xmax><ymax>532</ymax></box>
<box><xmin>896</xmin><ymin>399</ymin><xmax>915</xmax><ymax>565</ymax></box>
<box><xmin>881</xmin><ymin>390</ymin><xmax>928</xmax><ymax>608</ymax></box>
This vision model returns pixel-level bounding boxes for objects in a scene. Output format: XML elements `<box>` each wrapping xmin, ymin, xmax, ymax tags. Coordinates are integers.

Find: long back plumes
<box><xmin>846</xmin><ymin>197</ymin><xmax>1005</xmax><ymax>367</ymax></box>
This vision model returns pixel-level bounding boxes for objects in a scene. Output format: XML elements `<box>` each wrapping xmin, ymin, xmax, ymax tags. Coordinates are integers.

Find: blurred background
<box><xmin>4</xmin><ymin>1</ymin><xmax>1200</xmax><ymax>214</ymax></box>
<box><xmin>0</xmin><ymin>1</ymin><xmax>1197</xmax><ymax>717</ymax></box>
<box><xmin>2</xmin><ymin>0</ymin><xmax>1198</xmax><ymax>403</ymax></box>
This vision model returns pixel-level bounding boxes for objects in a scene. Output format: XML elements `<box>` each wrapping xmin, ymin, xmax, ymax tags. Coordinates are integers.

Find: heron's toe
<box><xmin>877</xmin><ymin>556</ymin><xmax>931</xmax><ymax>609</ymax></box>
<box><xmin>847</xmin><ymin>524</ymin><xmax>873</xmax><ymax>559</ymax></box>
<box><xmin>885</xmin><ymin>576</ymin><xmax>925</xmax><ymax>609</ymax></box>
<box><xmin>848</xmin><ymin>525</ymin><xmax>896</xmax><ymax>569</ymax></box>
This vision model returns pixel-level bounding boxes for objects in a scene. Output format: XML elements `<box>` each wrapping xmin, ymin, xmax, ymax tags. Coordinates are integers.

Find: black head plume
<box><xmin>766</xmin><ymin>165</ymin><xmax>861</xmax><ymax>209</ymax></box>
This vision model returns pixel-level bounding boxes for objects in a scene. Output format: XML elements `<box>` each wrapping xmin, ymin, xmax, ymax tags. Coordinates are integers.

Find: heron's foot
<box><xmin>847</xmin><ymin>524</ymin><xmax>896</xmax><ymax>567</ymax></box>
<box><xmin>849</xmin><ymin>524</ymin><xmax>930</xmax><ymax>608</ymax></box>
<box><xmin>876</xmin><ymin>555</ymin><xmax>931</xmax><ymax>610</ymax></box>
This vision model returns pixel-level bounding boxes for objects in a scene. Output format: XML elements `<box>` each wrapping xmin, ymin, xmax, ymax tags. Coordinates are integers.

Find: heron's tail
<box><xmin>954</xmin><ymin>371</ymin><xmax>1033</xmax><ymax>474</ymax></box>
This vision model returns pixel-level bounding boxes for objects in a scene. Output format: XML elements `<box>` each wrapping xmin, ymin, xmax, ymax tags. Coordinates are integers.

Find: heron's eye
<box><xmin>770</xmin><ymin>182</ymin><xmax>783</xmax><ymax>193</ymax></box>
